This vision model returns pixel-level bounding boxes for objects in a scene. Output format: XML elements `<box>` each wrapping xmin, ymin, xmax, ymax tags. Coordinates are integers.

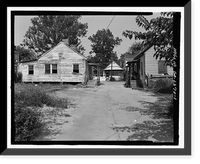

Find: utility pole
<box><xmin>110</xmin><ymin>56</ymin><xmax>113</xmax><ymax>81</ymax></box>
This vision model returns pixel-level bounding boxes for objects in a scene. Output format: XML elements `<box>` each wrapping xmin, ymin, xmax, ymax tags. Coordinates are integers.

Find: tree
<box><xmin>22</xmin><ymin>15</ymin><xmax>88</xmax><ymax>56</ymax></box>
<box><xmin>122</xmin><ymin>12</ymin><xmax>175</xmax><ymax>67</ymax></box>
<box><xmin>128</xmin><ymin>41</ymin><xmax>144</xmax><ymax>56</ymax></box>
<box><xmin>88</xmin><ymin>29</ymin><xmax>122</xmax><ymax>69</ymax></box>
<box><xmin>15</xmin><ymin>45</ymin><xmax>36</xmax><ymax>62</ymax></box>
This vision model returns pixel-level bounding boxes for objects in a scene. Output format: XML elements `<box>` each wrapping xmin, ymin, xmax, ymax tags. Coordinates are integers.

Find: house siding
<box><xmin>19</xmin><ymin>42</ymin><xmax>88</xmax><ymax>83</ymax></box>
<box><xmin>144</xmin><ymin>46</ymin><xmax>173</xmax><ymax>76</ymax></box>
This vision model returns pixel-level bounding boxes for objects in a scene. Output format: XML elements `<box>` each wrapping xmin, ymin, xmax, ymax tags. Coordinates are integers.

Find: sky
<box><xmin>14</xmin><ymin>13</ymin><xmax>160</xmax><ymax>58</ymax></box>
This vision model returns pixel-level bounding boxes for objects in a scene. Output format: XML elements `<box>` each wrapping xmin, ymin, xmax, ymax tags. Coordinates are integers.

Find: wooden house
<box><xmin>127</xmin><ymin>45</ymin><xmax>173</xmax><ymax>88</ymax></box>
<box><xmin>18</xmin><ymin>40</ymin><xmax>89</xmax><ymax>84</ymax></box>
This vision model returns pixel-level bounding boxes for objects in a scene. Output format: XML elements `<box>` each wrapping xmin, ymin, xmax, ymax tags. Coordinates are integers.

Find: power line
<box><xmin>106</xmin><ymin>15</ymin><xmax>115</xmax><ymax>30</ymax></box>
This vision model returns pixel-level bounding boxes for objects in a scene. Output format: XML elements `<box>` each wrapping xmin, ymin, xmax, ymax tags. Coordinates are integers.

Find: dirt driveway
<box><xmin>43</xmin><ymin>81</ymin><xmax>173</xmax><ymax>142</ymax></box>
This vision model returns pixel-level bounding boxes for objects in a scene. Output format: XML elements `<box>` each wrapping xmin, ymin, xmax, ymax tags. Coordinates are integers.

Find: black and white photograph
<box><xmin>3</xmin><ymin>5</ymin><xmax>191</xmax><ymax>156</ymax></box>
<box><xmin>13</xmin><ymin>12</ymin><xmax>177</xmax><ymax>143</ymax></box>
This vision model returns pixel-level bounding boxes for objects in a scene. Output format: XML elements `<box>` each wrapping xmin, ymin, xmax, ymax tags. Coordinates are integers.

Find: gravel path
<box><xmin>42</xmin><ymin>81</ymin><xmax>173</xmax><ymax>142</ymax></box>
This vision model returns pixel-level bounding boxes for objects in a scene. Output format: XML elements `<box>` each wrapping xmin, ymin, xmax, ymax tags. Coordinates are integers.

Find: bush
<box><xmin>149</xmin><ymin>78</ymin><xmax>173</xmax><ymax>93</ymax></box>
<box><xmin>14</xmin><ymin>104</ymin><xmax>43</xmax><ymax>141</ymax></box>
<box><xmin>14</xmin><ymin>72</ymin><xmax>22</xmax><ymax>83</ymax></box>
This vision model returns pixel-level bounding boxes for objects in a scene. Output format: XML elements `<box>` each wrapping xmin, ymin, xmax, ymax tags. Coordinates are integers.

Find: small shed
<box><xmin>18</xmin><ymin>40</ymin><xmax>89</xmax><ymax>84</ymax></box>
<box><xmin>103</xmin><ymin>61</ymin><xmax>124</xmax><ymax>80</ymax></box>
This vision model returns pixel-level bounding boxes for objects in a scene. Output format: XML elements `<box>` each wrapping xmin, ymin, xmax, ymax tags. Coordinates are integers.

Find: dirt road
<box><xmin>44</xmin><ymin>81</ymin><xmax>173</xmax><ymax>141</ymax></box>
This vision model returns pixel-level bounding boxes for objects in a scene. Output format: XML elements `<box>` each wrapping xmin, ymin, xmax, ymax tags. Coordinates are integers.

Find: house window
<box><xmin>45</xmin><ymin>64</ymin><xmax>51</xmax><ymax>74</ymax></box>
<box><xmin>158</xmin><ymin>60</ymin><xmax>167</xmax><ymax>74</ymax></box>
<box><xmin>28</xmin><ymin>65</ymin><xmax>34</xmax><ymax>75</ymax></box>
<box><xmin>73</xmin><ymin>64</ymin><xmax>79</xmax><ymax>73</ymax></box>
<box><xmin>52</xmin><ymin>64</ymin><xmax>57</xmax><ymax>74</ymax></box>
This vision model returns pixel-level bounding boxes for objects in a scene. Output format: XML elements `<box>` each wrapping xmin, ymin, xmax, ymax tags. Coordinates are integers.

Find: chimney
<box><xmin>62</xmin><ymin>39</ymin><xmax>69</xmax><ymax>45</ymax></box>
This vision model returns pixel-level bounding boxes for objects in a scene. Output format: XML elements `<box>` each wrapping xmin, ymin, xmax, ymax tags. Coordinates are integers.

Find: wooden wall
<box><xmin>144</xmin><ymin>46</ymin><xmax>174</xmax><ymax>76</ymax></box>
<box><xmin>19</xmin><ymin>42</ymin><xmax>88</xmax><ymax>83</ymax></box>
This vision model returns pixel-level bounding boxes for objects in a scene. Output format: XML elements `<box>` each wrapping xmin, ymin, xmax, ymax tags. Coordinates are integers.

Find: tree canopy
<box><xmin>22</xmin><ymin>15</ymin><xmax>88</xmax><ymax>55</ymax></box>
<box><xmin>127</xmin><ymin>41</ymin><xmax>144</xmax><ymax>56</ymax></box>
<box><xmin>88</xmin><ymin>29</ymin><xmax>122</xmax><ymax>69</ymax></box>
<box><xmin>122</xmin><ymin>12</ymin><xmax>175</xmax><ymax>67</ymax></box>
<box><xmin>15</xmin><ymin>45</ymin><xmax>36</xmax><ymax>62</ymax></box>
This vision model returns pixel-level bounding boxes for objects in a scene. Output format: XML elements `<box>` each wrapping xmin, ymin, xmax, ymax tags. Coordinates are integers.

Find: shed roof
<box><xmin>125</xmin><ymin>54</ymin><xmax>136</xmax><ymax>62</ymax></box>
<box><xmin>103</xmin><ymin>61</ymin><xmax>123</xmax><ymax>71</ymax></box>
<box><xmin>133</xmin><ymin>44</ymin><xmax>153</xmax><ymax>60</ymax></box>
<box><xmin>20</xmin><ymin>58</ymin><xmax>38</xmax><ymax>63</ymax></box>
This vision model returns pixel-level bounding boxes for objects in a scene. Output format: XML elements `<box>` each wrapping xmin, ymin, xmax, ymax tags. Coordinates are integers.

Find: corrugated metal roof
<box><xmin>103</xmin><ymin>61</ymin><xmax>123</xmax><ymax>71</ymax></box>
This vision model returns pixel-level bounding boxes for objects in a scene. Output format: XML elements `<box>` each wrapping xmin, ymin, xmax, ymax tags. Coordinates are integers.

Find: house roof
<box><xmin>20</xmin><ymin>58</ymin><xmax>38</xmax><ymax>63</ymax></box>
<box><xmin>125</xmin><ymin>54</ymin><xmax>136</xmax><ymax>62</ymax></box>
<box><xmin>103</xmin><ymin>61</ymin><xmax>123</xmax><ymax>71</ymax></box>
<box><xmin>19</xmin><ymin>41</ymin><xmax>87</xmax><ymax>63</ymax></box>
<box><xmin>133</xmin><ymin>44</ymin><xmax>153</xmax><ymax>60</ymax></box>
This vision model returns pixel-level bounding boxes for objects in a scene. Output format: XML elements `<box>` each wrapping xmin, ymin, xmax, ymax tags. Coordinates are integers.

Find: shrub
<box><xmin>14</xmin><ymin>72</ymin><xmax>22</xmax><ymax>83</ymax></box>
<box><xmin>14</xmin><ymin>84</ymin><xmax>68</xmax><ymax>141</ymax></box>
<box><xmin>14</xmin><ymin>103</ymin><xmax>43</xmax><ymax>141</ymax></box>
<box><xmin>149</xmin><ymin>78</ymin><xmax>173</xmax><ymax>93</ymax></box>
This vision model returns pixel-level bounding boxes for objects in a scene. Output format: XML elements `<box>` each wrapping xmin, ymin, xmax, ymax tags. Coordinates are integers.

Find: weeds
<box><xmin>14</xmin><ymin>83</ymin><xmax>68</xmax><ymax>141</ymax></box>
<box><xmin>15</xmin><ymin>84</ymin><xmax>68</xmax><ymax>108</ymax></box>
<box><xmin>149</xmin><ymin>78</ymin><xmax>173</xmax><ymax>94</ymax></box>
<box><xmin>14</xmin><ymin>104</ymin><xmax>43</xmax><ymax>141</ymax></box>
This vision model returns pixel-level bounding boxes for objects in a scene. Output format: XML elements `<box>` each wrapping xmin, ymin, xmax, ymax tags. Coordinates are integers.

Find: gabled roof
<box><xmin>38</xmin><ymin>41</ymin><xmax>87</xmax><ymax>60</ymax></box>
<box><xmin>20</xmin><ymin>41</ymin><xmax>87</xmax><ymax>63</ymax></box>
<box><xmin>103</xmin><ymin>61</ymin><xmax>123</xmax><ymax>71</ymax></box>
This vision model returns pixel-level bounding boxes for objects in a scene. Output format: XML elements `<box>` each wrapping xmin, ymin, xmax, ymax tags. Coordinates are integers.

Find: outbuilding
<box><xmin>103</xmin><ymin>61</ymin><xmax>124</xmax><ymax>81</ymax></box>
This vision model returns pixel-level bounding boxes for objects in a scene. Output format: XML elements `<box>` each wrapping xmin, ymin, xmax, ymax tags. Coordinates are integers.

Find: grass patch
<box><xmin>14</xmin><ymin>83</ymin><xmax>69</xmax><ymax>141</ymax></box>
<box><xmin>15</xmin><ymin>83</ymin><xmax>68</xmax><ymax>108</ymax></box>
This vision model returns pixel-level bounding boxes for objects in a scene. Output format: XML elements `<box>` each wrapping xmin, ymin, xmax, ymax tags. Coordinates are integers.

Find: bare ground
<box><xmin>39</xmin><ymin>81</ymin><xmax>173</xmax><ymax>142</ymax></box>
